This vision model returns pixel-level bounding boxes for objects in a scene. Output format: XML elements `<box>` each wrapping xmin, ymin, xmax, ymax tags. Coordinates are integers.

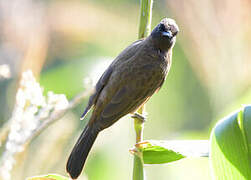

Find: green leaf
<box><xmin>210</xmin><ymin>105</ymin><xmax>251</xmax><ymax>180</ymax></box>
<box><xmin>27</xmin><ymin>174</ymin><xmax>69</xmax><ymax>180</ymax></box>
<box><xmin>141</xmin><ymin>142</ymin><xmax>185</xmax><ymax>164</ymax></box>
<box><xmin>243</xmin><ymin>106</ymin><xmax>251</xmax><ymax>160</ymax></box>
<box><xmin>133</xmin><ymin>140</ymin><xmax>208</xmax><ymax>164</ymax></box>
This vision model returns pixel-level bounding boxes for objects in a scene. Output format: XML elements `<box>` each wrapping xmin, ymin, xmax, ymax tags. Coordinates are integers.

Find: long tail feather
<box><xmin>66</xmin><ymin>125</ymin><xmax>98</xmax><ymax>179</ymax></box>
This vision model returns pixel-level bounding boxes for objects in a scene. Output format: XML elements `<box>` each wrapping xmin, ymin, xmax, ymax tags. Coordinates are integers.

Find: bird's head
<box><xmin>151</xmin><ymin>18</ymin><xmax>179</xmax><ymax>52</ymax></box>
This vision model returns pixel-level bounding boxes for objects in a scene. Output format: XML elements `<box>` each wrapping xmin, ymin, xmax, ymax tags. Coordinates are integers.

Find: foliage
<box><xmin>130</xmin><ymin>105</ymin><xmax>251</xmax><ymax>180</ymax></box>
<box><xmin>210</xmin><ymin>105</ymin><xmax>251</xmax><ymax>180</ymax></box>
<box><xmin>132</xmin><ymin>140</ymin><xmax>209</xmax><ymax>164</ymax></box>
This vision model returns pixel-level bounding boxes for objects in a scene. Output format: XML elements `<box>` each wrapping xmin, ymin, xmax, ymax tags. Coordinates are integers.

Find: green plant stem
<box><xmin>133</xmin><ymin>155</ymin><xmax>144</xmax><ymax>180</ymax></box>
<box><xmin>133</xmin><ymin>106</ymin><xmax>145</xmax><ymax>180</ymax></box>
<box><xmin>138</xmin><ymin>0</ymin><xmax>153</xmax><ymax>39</ymax></box>
<box><xmin>133</xmin><ymin>0</ymin><xmax>153</xmax><ymax>179</ymax></box>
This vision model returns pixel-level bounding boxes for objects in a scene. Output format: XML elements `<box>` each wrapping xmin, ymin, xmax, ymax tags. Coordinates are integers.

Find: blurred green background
<box><xmin>0</xmin><ymin>0</ymin><xmax>251</xmax><ymax>179</ymax></box>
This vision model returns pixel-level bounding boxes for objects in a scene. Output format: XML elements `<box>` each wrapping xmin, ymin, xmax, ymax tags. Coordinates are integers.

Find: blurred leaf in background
<box><xmin>210</xmin><ymin>106</ymin><xmax>251</xmax><ymax>180</ymax></box>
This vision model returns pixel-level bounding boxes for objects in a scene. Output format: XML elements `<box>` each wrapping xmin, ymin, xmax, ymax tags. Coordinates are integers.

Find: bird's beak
<box><xmin>162</xmin><ymin>31</ymin><xmax>172</xmax><ymax>38</ymax></box>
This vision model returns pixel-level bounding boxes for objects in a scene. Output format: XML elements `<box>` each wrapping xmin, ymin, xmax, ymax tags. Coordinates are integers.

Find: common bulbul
<box><xmin>66</xmin><ymin>18</ymin><xmax>179</xmax><ymax>179</ymax></box>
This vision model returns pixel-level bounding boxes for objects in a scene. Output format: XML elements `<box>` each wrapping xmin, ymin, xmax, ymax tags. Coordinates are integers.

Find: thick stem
<box><xmin>133</xmin><ymin>155</ymin><xmax>144</xmax><ymax>180</ymax></box>
<box><xmin>133</xmin><ymin>106</ymin><xmax>145</xmax><ymax>180</ymax></box>
<box><xmin>138</xmin><ymin>0</ymin><xmax>153</xmax><ymax>39</ymax></box>
<box><xmin>133</xmin><ymin>0</ymin><xmax>153</xmax><ymax>179</ymax></box>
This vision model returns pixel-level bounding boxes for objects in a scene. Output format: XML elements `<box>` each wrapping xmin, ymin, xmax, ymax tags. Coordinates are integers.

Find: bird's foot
<box><xmin>131</xmin><ymin>112</ymin><xmax>146</xmax><ymax>122</ymax></box>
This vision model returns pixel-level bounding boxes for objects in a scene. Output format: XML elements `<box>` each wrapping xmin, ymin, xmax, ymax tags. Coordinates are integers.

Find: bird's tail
<box><xmin>66</xmin><ymin>125</ymin><xmax>98</xmax><ymax>179</ymax></box>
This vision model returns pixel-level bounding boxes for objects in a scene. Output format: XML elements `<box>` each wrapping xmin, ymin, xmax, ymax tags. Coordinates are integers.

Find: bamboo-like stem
<box><xmin>133</xmin><ymin>0</ymin><xmax>153</xmax><ymax>179</ymax></box>
<box><xmin>138</xmin><ymin>0</ymin><xmax>153</xmax><ymax>39</ymax></box>
<box><xmin>133</xmin><ymin>106</ymin><xmax>146</xmax><ymax>180</ymax></box>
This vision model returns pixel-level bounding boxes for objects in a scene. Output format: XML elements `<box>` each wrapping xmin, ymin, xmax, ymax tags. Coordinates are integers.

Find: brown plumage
<box><xmin>66</xmin><ymin>18</ymin><xmax>179</xmax><ymax>179</ymax></box>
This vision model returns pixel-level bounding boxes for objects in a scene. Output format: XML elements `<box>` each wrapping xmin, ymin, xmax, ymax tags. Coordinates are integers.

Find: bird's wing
<box><xmin>95</xmin><ymin>71</ymin><xmax>161</xmax><ymax>129</ymax></box>
<box><xmin>80</xmin><ymin>39</ymin><xmax>144</xmax><ymax>120</ymax></box>
<box><xmin>94</xmin><ymin>85</ymin><xmax>148</xmax><ymax>129</ymax></box>
<box><xmin>80</xmin><ymin>66</ymin><xmax>113</xmax><ymax>120</ymax></box>
<box><xmin>101</xmin><ymin>86</ymin><xmax>134</xmax><ymax>118</ymax></box>
<box><xmin>99</xmin><ymin>81</ymin><xmax>157</xmax><ymax>130</ymax></box>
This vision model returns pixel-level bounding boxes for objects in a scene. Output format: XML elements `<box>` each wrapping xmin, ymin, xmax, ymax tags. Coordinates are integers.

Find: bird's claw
<box><xmin>131</xmin><ymin>112</ymin><xmax>146</xmax><ymax>122</ymax></box>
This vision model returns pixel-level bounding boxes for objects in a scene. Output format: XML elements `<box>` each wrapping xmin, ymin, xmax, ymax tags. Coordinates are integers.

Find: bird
<box><xmin>66</xmin><ymin>18</ymin><xmax>179</xmax><ymax>179</ymax></box>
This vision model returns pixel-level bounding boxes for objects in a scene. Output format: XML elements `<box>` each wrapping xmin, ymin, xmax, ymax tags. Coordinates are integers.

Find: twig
<box><xmin>0</xmin><ymin>89</ymin><xmax>92</xmax><ymax>147</ymax></box>
<box><xmin>27</xmin><ymin>89</ymin><xmax>93</xmax><ymax>143</ymax></box>
<box><xmin>0</xmin><ymin>121</ymin><xmax>11</xmax><ymax>147</ymax></box>
<box><xmin>0</xmin><ymin>70</ymin><xmax>93</xmax><ymax>180</ymax></box>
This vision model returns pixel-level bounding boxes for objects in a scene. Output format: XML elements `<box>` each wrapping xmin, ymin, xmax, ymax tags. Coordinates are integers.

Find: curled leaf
<box><xmin>210</xmin><ymin>105</ymin><xmax>251</xmax><ymax>180</ymax></box>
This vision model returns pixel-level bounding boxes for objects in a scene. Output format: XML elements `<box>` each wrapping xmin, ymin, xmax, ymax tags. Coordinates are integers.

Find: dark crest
<box><xmin>151</xmin><ymin>18</ymin><xmax>179</xmax><ymax>51</ymax></box>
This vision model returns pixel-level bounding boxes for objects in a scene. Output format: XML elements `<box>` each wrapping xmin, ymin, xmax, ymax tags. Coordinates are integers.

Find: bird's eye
<box><xmin>159</xmin><ymin>24</ymin><xmax>166</xmax><ymax>31</ymax></box>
